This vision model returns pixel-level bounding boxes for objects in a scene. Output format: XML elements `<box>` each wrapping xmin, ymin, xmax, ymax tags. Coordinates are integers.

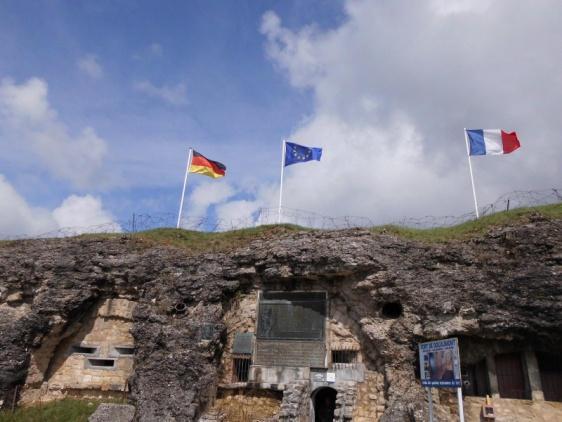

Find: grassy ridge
<box><xmin>1</xmin><ymin>203</ymin><xmax>560</xmax><ymax>250</ymax></box>
<box><xmin>370</xmin><ymin>203</ymin><xmax>562</xmax><ymax>242</ymax></box>
<box><xmin>0</xmin><ymin>399</ymin><xmax>99</xmax><ymax>422</ymax></box>
<box><xmin>137</xmin><ymin>203</ymin><xmax>562</xmax><ymax>249</ymax></box>
<box><xmin>133</xmin><ymin>224</ymin><xmax>306</xmax><ymax>252</ymax></box>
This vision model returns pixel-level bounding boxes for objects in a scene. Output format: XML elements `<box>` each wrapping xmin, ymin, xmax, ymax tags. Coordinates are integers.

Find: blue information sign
<box><xmin>419</xmin><ymin>338</ymin><xmax>462</xmax><ymax>388</ymax></box>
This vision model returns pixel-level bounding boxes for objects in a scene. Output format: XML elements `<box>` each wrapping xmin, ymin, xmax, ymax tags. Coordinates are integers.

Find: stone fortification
<box><xmin>0</xmin><ymin>212</ymin><xmax>561</xmax><ymax>421</ymax></box>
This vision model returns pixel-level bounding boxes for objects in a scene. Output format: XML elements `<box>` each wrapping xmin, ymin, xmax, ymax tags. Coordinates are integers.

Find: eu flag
<box><xmin>284</xmin><ymin>141</ymin><xmax>323</xmax><ymax>167</ymax></box>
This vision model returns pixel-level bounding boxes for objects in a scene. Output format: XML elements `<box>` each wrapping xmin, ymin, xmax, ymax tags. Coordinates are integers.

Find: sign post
<box><xmin>457</xmin><ymin>386</ymin><xmax>465</xmax><ymax>422</ymax></box>
<box><xmin>427</xmin><ymin>387</ymin><xmax>434</xmax><ymax>422</ymax></box>
<box><xmin>419</xmin><ymin>338</ymin><xmax>464</xmax><ymax>422</ymax></box>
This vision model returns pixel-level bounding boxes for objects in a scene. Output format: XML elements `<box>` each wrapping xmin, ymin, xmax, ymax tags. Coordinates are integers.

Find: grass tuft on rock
<box><xmin>0</xmin><ymin>399</ymin><xmax>100</xmax><ymax>422</ymax></box>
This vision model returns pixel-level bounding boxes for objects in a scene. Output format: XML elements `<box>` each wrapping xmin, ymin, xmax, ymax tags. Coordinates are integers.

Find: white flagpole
<box><xmin>464</xmin><ymin>129</ymin><xmax>480</xmax><ymax>218</ymax></box>
<box><xmin>278</xmin><ymin>139</ymin><xmax>286</xmax><ymax>224</ymax></box>
<box><xmin>176</xmin><ymin>147</ymin><xmax>193</xmax><ymax>229</ymax></box>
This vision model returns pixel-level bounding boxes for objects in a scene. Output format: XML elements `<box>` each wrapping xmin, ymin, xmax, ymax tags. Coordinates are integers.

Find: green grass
<box><xmin>0</xmin><ymin>399</ymin><xmax>100</xmax><ymax>422</ymax></box>
<box><xmin>370</xmin><ymin>203</ymin><xmax>562</xmax><ymax>242</ymax></box>
<box><xmin>132</xmin><ymin>223</ymin><xmax>307</xmax><ymax>253</ymax></box>
<box><xmin>133</xmin><ymin>203</ymin><xmax>561</xmax><ymax>249</ymax></box>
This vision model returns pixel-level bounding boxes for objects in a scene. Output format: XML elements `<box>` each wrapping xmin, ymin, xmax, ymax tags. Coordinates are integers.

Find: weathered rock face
<box><xmin>0</xmin><ymin>213</ymin><xmax>561</xmax><ymax>421</ymax></box>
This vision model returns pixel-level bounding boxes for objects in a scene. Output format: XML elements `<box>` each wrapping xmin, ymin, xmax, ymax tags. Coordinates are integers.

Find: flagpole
<box><xmin>278</xmin><ymin>139</ymin><xmax>286</xmax><ymax>224</ymax></box>
<box><xmin>464</xmin><ymin>129</ymin><xmax>480</xmax><ymax>219</ymax></box>
<box><xmin>176</xmin><ymin>147</ymin><xmax>193</xmax><ymax>229</ymax></box>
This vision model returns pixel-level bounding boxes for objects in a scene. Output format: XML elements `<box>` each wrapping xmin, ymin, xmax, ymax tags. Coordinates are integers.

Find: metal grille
<box><xmin>232</xmin><ymin>355</ymin><xmax>251</xmax><ymax>383</ymax></box>
<box><xmin>331</xmin><ymin>348</ymin><xmax>359</xmax><ymax>368</ymax></box>
<box><xmin>254</xmin><ymin>340</ymin><xmax>326</xmax><ymax>367</ymax></box>
<box><xmin>257</xmin><ymin>292</ymin><xmax>326</xmax><ymax>341</ymax></box>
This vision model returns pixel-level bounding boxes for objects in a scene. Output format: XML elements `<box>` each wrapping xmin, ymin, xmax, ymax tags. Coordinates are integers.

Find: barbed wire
<box><xmin>1</xmin><ymin>188</ymin><xmax>560</xmax><ymax>240</ymax></box>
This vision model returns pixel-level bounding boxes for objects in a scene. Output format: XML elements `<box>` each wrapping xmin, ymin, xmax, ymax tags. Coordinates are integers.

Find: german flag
<box><xmin>189</xmin><ymin>150</ymin><xmax>226</xmax><ymax>179</ymax></box>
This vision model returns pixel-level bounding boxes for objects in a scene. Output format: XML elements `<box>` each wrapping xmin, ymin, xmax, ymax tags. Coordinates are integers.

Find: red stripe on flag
<box><xmin>208</xmin><ymin>161</ymin><xmax>225</xmax><ymax>176</ymax></box>
<box><xmin>501</xmin><ymin>131</ymin><xmax>521</xmax><ymax>154</ymax></box>
<box><xmin>191</xmin><ymin>154</ymin><xmax>226</xmax><ymax>176</ymax></box>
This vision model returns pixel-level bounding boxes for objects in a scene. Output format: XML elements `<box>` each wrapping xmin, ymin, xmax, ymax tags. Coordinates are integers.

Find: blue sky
<box><xmin>0</xmin><ymin>1</ymin><xmax>340</xmax><ymax>222</ymax></box>
<box><xmin>1</xmin><ymin>0</ymin><xmax>560</xmax><ymax>235</ymax></box>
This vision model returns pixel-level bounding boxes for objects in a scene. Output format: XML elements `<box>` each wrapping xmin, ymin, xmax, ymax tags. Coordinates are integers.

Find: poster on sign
<box><xmin>419</xmin><ymin>338</ymin><xmax>462</xmax><ymax>388</ymax></box>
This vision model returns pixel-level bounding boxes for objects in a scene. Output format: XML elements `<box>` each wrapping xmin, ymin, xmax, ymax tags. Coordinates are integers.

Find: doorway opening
<box><xmin>312</xmin><ymin>387</ymin><xmax>337</xmax><ymax>422</ymax></box>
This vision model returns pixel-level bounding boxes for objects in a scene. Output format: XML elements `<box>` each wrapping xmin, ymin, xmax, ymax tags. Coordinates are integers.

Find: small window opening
<box><xmin>382</xmin><ymin>302</ymin><xmax>403</xmax><ymax>319</ymax></box>
<box><xmin>71</xmin><ymin>345</ymin><xmax>97</xmax><ymax>355</ymax></box>
<box><xmin>173</xmin><ymin>302</ymin><xmax>187</xmax><ymax>314</ymax></box>
<box><xmin>87</xmin><ymin>358</ymin><xmax>115</xmax><ymax>368</ymax></box>
<box><xmin>332</xmin><ymin>349</ymin><xmax>359</xmax><ymax>366</ymax></box>
<box><xmin>114</xmin><ymin>346</ymin><xmax>134</xmax><ymax>356</ymax></box>
<box><xmin>232</xmin><ymin>355</ymin><xmax>251</xmax><ymax>382</ymax></box>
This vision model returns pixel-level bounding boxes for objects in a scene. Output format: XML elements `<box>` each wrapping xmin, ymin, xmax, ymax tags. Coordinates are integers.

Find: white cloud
<box><xmin>0</xmin><ymin>175</ymin><xmax>118</xmax><ymax>237</ymax></box>
<box><xmin>133</xmin><ymin>80</ymin><xmax>188</xmax><ymax>106</ymax></box>
<box><xmin>77</xmin><ymin>54</ymin><xmax>104</xmax><ymax>79</ymax></box>
<box><xmin>52</xmin><ymin>194</ymin><xmax>120</xmax><ymax>233</ymax></box>
<box><xmin>261</xmin><ymin>11</ymin><xmax>323</xmax><ymax>89</ymax></box>
<box><xmin>430</xmin><ymin>0</ymin><xmax>491</xmax><ymax>16</ymax></box>
<box><xmin>254</xmin><ymin>1</ymin><xmax>562</xmax><ymax>222</ymax></box>
<box><xmin>215</xmin><ymin>199</ymin><xmax>263</xmax><ymax>229</ymax></box>
<box><xmin>0</xmin><ymin>77</ymin><xmax>109</xmax><ymax>188</ymax></box>
<box><xmin>188</xmin><ymin>181</ymin><xmax>235</xmax><ymax>216</ymax></box>
<box><xmin>0</xmin><ymin>77</ymin><xmax>54</xmax><ymax>122</ymax></box>
<box><xmin>0</xmin><ymin>174</ymin><xmax>56</xmax><ymax>236</ymax></box>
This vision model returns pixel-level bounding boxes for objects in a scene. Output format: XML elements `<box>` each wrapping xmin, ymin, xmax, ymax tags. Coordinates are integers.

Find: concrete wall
<box><xmin>20</xmin><ymin>298</ymin><xmax>135</xmax><ymax>404</ymax></box>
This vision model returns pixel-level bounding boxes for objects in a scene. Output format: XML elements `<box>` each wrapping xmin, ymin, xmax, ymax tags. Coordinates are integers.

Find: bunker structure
<box><xmin>204</xmin><ymin>286</ymin><xmax>562</xmax><ymax>421</ymax></box>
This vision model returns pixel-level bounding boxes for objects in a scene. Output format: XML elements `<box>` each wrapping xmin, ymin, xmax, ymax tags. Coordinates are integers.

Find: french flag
<box><xmin>466</xmin><ymin>129</ymin><xmax>521</xmax><ymax>156</ymax></box>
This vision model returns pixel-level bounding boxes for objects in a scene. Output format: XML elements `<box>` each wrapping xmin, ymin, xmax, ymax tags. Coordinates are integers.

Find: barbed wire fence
<box><xmin>2</xmin><ymin>188</ymin><xmax>560</xmax><ymax>240</ymax></box>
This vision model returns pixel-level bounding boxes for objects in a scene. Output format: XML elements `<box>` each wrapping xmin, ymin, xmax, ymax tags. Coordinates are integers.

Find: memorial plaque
<box><xmin>257</xmin><ymin>291</ymin><xmax>326</xmax><ymax>341</ymax></box>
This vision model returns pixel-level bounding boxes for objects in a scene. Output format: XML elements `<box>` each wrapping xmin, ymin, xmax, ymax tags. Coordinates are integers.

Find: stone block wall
<box><xmin>328</xmin><ymin>297</ymin><xmax>363</xmax><ymax>369</ymax></box>
<box><xmin>352</xmin><ymin>370</ymin><xmax>385</xmax><ymax>421</ymax></box>
<box><xmin>219</xmin><ymin>292</ymin><xmax>258</xmax><ymax>384</ymax></box>
<box><xmin>279</xmin><ymin>380</ymin><xmax>312</xmax><ymax>422</ymax></box>
<box><xmin>333</xmin><ymin>382</ymin><xmax>357</xmax><ymax>420</ymax></box>
<box><xmin>200</xmin><ymin>388</ymin><xmax>282</xmax><ymax>421</ymax></box>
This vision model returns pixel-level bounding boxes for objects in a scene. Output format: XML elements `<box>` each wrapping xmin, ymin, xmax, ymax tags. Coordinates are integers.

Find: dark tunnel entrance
<box><xmin>312</xmin><ymin>387</ymin><xmax>337</xmax><ymax>422</ymax></box>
